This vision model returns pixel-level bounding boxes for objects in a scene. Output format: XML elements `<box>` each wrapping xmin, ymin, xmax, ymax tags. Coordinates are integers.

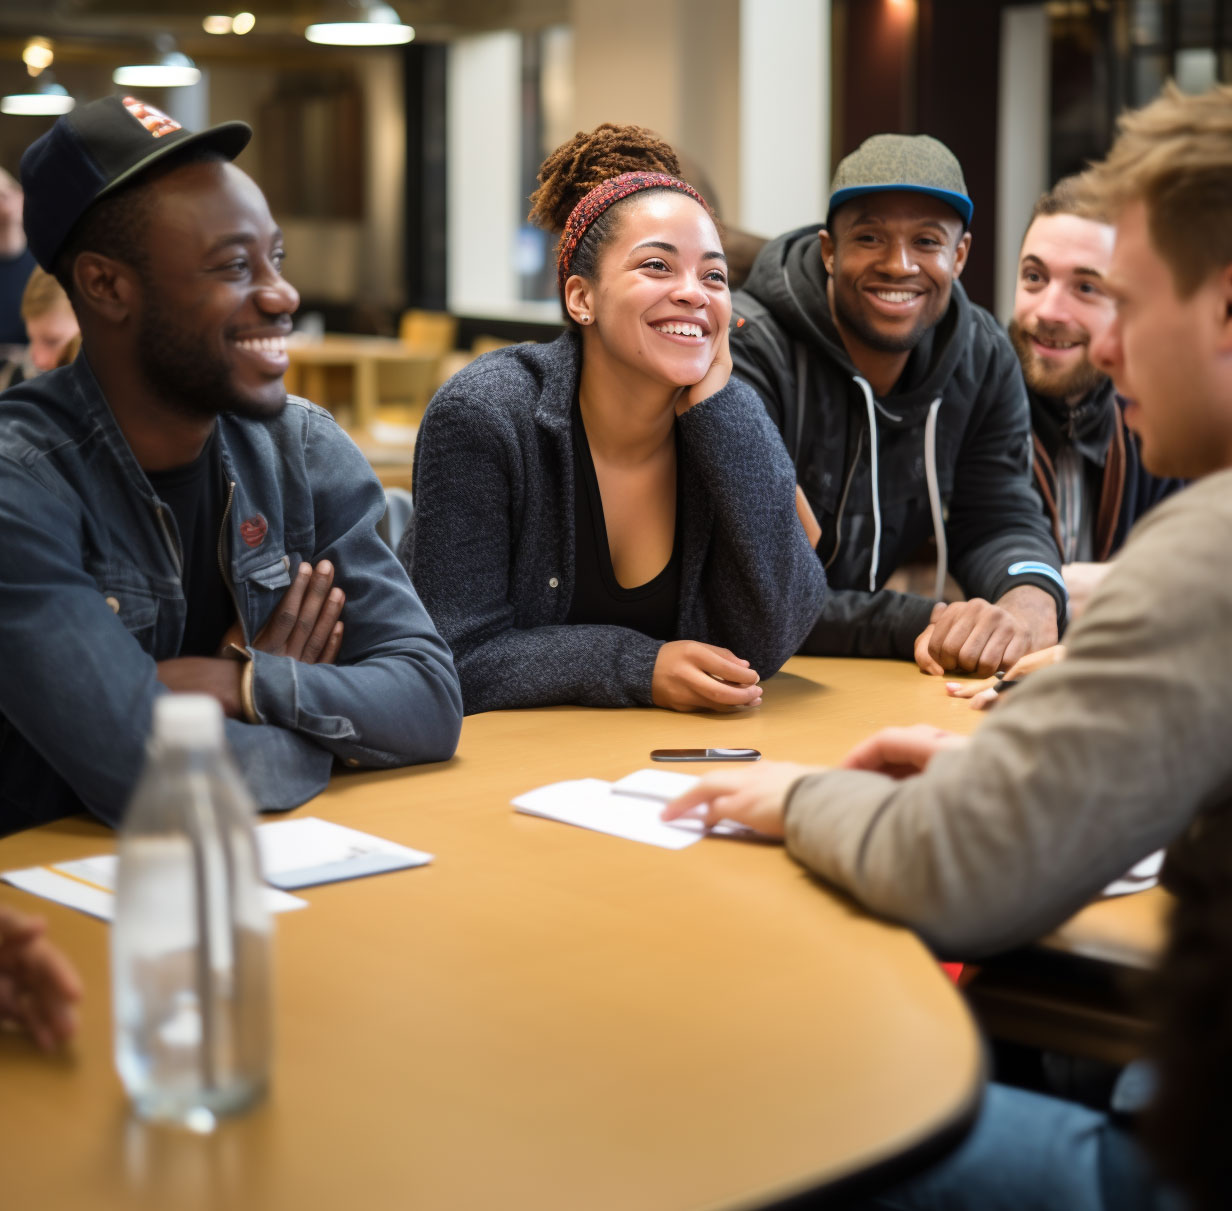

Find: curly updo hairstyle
<box><xmin>529</xmin><ymin>122</ymin><xmax>681</xmax><ymax>233</ymax></box>
<box><xmin>530</xmin><ymin>123</ymin><xmax>712</xmax><ymax>324</ymax></box>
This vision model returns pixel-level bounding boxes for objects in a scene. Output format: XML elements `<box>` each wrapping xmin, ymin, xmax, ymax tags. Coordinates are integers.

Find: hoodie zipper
<box><xmin>825</xmin><ymin>425</ymin><xmax>862</xmax><ymax>572</ymax></box>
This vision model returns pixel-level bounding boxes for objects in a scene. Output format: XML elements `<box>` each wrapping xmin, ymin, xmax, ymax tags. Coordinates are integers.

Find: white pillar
<box><xmin>359</xmin><ymin>51</ymin><xmax>405</xmax><ymax>309</ymax></box>
<box><xmin>164</xmin><ymin>72</ymin><xmax>209</xmax><ymax>134</ymax></box>
<box><xmin>738</xmin><ymin>0</ymin><xmax>829</xmax><ymax>236</ymax></box>
<box><xmin>995</xmin><ymin>5</ymin><xmax>1049</xmax><ymax>324</ymax></box>
<box><xmin>446</xmin><ymin>32</ymin><xmax>521</xmax><ymax>315</ymax></box>
<box><xmin>569</xmin><ymin>0</ymin><xmax>740</xmax><ymax>219</ymax></box>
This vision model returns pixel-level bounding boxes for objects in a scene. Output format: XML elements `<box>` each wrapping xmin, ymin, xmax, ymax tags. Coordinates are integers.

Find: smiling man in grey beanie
<box><xmin>731</xmin><ymin>133</ymin><xmax>1066</xmax><ymax>676</ymax></box>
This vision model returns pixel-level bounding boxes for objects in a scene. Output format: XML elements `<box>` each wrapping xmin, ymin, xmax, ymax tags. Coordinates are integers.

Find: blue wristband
<box><xmin>1007</xmin><ymin>560</ymin><xmax>1068</xmax><ymax>595</ymax></box>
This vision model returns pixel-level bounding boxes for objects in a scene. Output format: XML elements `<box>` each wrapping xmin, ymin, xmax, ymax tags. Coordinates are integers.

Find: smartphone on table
<box><xmin>650</xmin><ymin>748</ymin><xmax>761</xmax><ymax>762</ymax></box>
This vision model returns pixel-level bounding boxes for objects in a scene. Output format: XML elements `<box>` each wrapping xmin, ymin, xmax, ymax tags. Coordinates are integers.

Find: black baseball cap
<box><xmin>20</xmin><ymin>94</ymin><xmax>251</xmax><ymax>271</ymax></box>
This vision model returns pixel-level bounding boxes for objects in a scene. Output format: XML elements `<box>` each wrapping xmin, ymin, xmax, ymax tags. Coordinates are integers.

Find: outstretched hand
<box><xmin>945</xmin><ymin>643</ymin><xmax>1068</xmax><ymax>710</ymax></box>
<box><xmin>661</xmin><ymin>761</ymin><xmax>816</xmax><ymax>837</ymax></box>
<box><xmin>0</xmin><ymin>904</ymin><xmax>82</xmax><ymax>1051</ymax></box>
<box><xmin>839</xmin><ymin>724</ymin><xmax>969</xmax><ymax>779</ymax></box>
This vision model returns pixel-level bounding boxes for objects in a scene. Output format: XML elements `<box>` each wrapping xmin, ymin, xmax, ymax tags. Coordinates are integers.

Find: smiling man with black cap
<box><xmin>0</xmin><ymin>96</ymin><xmax>462</xmax><ymax>834</ymax></box>
<box><xmin>731</xmin><ymin>133</ymin><xmax>1067</xmax><ymax>676</ymax></box>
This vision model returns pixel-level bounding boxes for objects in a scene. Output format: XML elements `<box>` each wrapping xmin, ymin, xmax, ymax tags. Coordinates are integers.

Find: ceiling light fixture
<box><xmin>232</xmin><ymin>11</ymin><xmax>256</xmax><ymax>34</ymax></box>
<box><xmin>203</xmin><ymin>15</ymin><xmax>233</xmax><ymax>34</ymax></box>
<box><xmin>305</xmin><ymin>0</ymin><xmax>414</xmax><ymax>46</ymax></box>
<box><xmin>114</xmin><ymin>38</ymin><xmax>202</xmax><ymax>88</ymax></box>
<box><xmin>1</xmin><ymin>72</ymin><xmax>74</xmax><ymax>116</ymax></box>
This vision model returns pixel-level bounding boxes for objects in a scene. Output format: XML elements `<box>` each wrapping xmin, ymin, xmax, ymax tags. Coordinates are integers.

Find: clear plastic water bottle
<box><xmin>112</xmin><ymin>694</ymin><xmax>272</xmax><ymax>1127</ymax></box>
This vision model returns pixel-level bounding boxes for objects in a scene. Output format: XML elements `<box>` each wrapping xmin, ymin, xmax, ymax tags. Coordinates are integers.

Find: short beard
<box><xmin>1008</xmin><ymin>319</ymin><xmax>1107</xmax><ymax>403</ymax></box>
<box><xmin>135</xmin><ymin>281</ymin><xmax>287</xmax><ymax>423</ymax></box>
<box><xmin>832</xmin><ymin>287</ymin><xmax>932</xmax><ymax>355</ymax></box>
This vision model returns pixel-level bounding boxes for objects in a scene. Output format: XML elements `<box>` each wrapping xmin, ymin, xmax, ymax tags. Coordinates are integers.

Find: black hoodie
<box><xmin>731</xmin><ymin>225</ymin><xmax>1066</xmax><ymax>659</ymax></box>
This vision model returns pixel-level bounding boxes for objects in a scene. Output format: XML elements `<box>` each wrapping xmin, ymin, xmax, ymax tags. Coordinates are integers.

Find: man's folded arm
<box><xmin>0</xmin><ymin>467</ymin><xmax>333</xmax><ymax>827</ymax></box>
<box><xmin>244</xmin><ymin>423</ymin><xmax>463</xmax><ymax>768</ymax></box>
<box><xmin>799</xmin><ymin>586</ymin><xmax>937</xmax><ymax>660</ymax></box>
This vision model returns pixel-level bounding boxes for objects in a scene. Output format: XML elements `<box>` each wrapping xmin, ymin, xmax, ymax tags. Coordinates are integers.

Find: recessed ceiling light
<box><xmin>2</xmin><ymin>74</ymin><xmax>74</xmax><ymax>116</ymax></box>
<box><xmin>114</xmin><ymin>49</ymin><xmax>201</xmax><ymax>88</ymax></box>
<box><xmin>306</xmin><ymin>2</ymin><xmax>414</xmax><ymax>46</ymax></box>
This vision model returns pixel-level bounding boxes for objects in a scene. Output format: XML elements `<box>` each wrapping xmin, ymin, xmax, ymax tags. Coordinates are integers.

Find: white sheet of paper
<box><xmin>607</xmin><ymin>769</ymin><xmax>764</xmax><ymax>840</ymax></box>
<box><xmin>610</xmin><ymin>768</ymin><xmax>700</xmax><ymax>802</ymax></box>
<box><xmin>1102</xmin><ymin>849</ymin><xmax>1165</xmax><ymax>898</ymax></box>
<box><xmin>255</xmin><ymin>816</ymin><xmax>433</xmax><ymax>889</ymax></box>
<box><xmin>513</xmin><ymin>778</ymin><xmax>711</xmax><ymax>850</ymax></box>
<box><xmin>1</xmin><ymin>855</ymin><xmax>306</xmax><ymax>923</ymax></box>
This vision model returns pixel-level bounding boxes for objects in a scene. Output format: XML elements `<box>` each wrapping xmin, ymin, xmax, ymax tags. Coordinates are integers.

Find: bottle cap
<box><xmin>153</xmin><ymin>694</ymin><xmax>225</xmax><ymax>749</ymax></box>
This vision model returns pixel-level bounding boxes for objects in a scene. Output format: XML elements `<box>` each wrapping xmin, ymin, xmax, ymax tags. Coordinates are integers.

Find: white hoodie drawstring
<box><xmin>853</xmin><ymin>376</ymin><xmax>882</xmax><ymax>592</ymax></box>
<box><xmin>924</xmin><ymin>396</ymin><xmax>947</xmax><ymax>600</ymax></box>
<box><xmin>793</xmin><ymin>344</ymin><xmax>808</xmax><ymax>470</ymax></box>
<box><xmin>853</xmin><ymin>380</ymin><xmax>946</xmax><ymax>599</ymax></box>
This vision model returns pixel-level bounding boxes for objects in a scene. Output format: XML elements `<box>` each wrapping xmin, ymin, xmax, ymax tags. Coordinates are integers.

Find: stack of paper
<box><xmin>1</xmin><ymin>817</ymin><xmax>433</xmax><ymax>922</ymax></box>
<box><xmin>513</xmin><ymin>769</ymin><xmax>758</xmax><ymax>850</ymax></box>
<box><xmin>1</xmin><ymin>857</ymin><xmax>307</xmax><ymax>922</ymax></box>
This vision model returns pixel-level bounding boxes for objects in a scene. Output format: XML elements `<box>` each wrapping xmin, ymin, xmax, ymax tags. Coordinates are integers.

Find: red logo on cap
<box><xmin>239</xmin><ymin>515</ymin><xmax>268</xmax><ymax>548</ymax></box>
<box><xmin>121</xmin><ymin>97</ymin><xmax>182</xmax><ymax>139</ymax></box>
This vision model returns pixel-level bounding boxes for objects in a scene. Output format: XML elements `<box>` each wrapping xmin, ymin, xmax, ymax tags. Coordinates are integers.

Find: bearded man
<box><xmin>1009</xmin><ymin>177</ymin><xmax>1182</xmax><ymax>616</ymax></box>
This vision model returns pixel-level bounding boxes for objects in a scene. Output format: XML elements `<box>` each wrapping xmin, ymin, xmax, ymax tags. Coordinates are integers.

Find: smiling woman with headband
<box><xmin>401</xmin><ymin>124</ymin><xmax>825</xmax><ymax>714</ymax></box>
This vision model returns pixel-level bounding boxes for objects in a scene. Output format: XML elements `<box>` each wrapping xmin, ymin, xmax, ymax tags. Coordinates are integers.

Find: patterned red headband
<box><xmin>556</xmin><ymin>170</ymin><xmax>710</xmax><ymax>294</ymax></box>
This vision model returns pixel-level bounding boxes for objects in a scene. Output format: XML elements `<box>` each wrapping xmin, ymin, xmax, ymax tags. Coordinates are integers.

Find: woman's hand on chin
<box><xmin>674</xmin><ymin>324</ymin><xmax>733</xmax><ymax>416</ymax></box>
<box><xmin>652</xmin><ymin>640</ymin><xmax>762</xmax><ymax>712</ymax></box>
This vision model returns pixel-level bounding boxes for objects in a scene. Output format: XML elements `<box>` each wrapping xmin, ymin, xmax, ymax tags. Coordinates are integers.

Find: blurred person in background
<box><xmin>0</xmin><ymin>166</ymin><xmax>38</xmax><ymax>389</ymax></box>
<box><xmin>20</xmin><ymin>267</ymin><xmax>80</xmax><ymax>376</ymax></box>
<box><xmin>0</xmin><ymin>167</ymin><xmax>36</xmax><ymax>346</ymax></box>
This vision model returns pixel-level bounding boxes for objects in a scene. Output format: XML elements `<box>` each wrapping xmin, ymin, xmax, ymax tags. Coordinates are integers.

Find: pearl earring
<box><xmin>579</xmin><ymin>314</ymin><xmax>590</xmax><ymax>324</ymax></box>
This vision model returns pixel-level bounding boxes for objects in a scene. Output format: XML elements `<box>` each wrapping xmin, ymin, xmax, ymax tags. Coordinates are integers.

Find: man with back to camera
<box><xmin>1010</xmin><ymin>175</ymin><xmax>1182</xmax><ymax>618</ymax></box>
<box><xmin>730</xmin><ymin>134</ymin><xmax>1067</xmax><ymax>676</ymax></box>
<box><xmin>0</xmin><ymin>96</ymin><xmax>463</xmax><ymax>836</ymax></box>
<box><xmin>668</xmin><ymin>83</ymin><xmax>1232</xmax><ymax>1209</ymax></box>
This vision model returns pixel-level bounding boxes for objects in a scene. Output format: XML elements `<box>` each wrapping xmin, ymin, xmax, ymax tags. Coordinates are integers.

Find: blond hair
<box><xmin>1081</xmin><ymin>82</ymin><xmax>1232</xmax><ymax>297</ymax></box>
<box><xmin>20</xmin><ymin>266</ymin><xmax>71</xmax><ymax>323</ymax></box>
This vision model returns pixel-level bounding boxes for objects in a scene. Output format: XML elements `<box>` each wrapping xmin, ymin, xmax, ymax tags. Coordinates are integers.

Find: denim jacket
<box><xmin>0</xmin><ymin>357</ymin><xmax>462</xmax><ymax>835</ymax></box>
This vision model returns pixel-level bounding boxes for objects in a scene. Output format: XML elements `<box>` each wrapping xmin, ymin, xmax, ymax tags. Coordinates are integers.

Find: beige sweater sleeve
<box><xmin>784</xmin><ymin>471</ymin><xmax>1232</xmax><ymax>959</ymax></box>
